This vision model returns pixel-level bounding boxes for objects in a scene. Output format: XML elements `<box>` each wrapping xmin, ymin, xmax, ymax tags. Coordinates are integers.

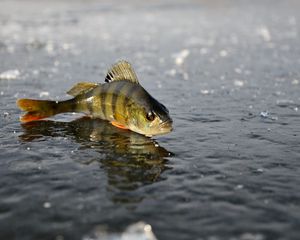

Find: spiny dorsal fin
<box><xmin>67</xmin><ymin>82</ymin><xmax>99</xmax><ymax>97</ymax></box>
<box><xmin>105</xmin><ymin>60</ymin><xmax>139</xmax><ymax>84</ymax></box>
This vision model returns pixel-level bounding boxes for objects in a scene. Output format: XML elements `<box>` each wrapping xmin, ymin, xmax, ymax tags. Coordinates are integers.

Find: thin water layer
<box><xmin>0</xmin><ymin>0</ymin><xmax>300</xmax><ymax>240</ymax></box>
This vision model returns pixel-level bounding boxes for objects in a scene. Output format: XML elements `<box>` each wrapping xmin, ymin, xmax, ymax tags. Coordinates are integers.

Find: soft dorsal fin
<box><xmin>67</xmin><ymin>82</ymin><xmax>99</xmax><ymax>97</ymax></box>
<box><xmin>105</xmin><ymin>60</ymin><xmax>139</xmax><ymax>84</ymax></box>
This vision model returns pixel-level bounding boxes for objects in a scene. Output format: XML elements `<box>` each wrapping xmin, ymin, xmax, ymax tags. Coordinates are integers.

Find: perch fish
<box><xmin>17</xmin><ymin>61</ymin><xmax>173</xmax><ymax>136</ymax></box>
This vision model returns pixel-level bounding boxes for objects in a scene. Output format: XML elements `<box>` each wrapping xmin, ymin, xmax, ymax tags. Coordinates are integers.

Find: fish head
<box><xmin>127</xmin><ymin>92</ymin><xmax>173</xmax><ymax>137</ymax></box>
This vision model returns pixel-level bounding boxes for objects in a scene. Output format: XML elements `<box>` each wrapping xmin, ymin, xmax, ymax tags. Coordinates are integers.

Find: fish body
<box><xmin>17</xmin><ymin>61</ymin><xmax>173</xmax><ymax>136</ymax></box>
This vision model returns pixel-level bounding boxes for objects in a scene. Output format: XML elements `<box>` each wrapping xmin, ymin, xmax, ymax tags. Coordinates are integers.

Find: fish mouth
<box><xmin>144</xmin><ymin>120</ymin><xmax>173</xmax><ymax>137</ymax></box>
<box><xmin>159</xmin><ymin>119</ymin><xmax>173</xmax><ymax>133</ymax></box>
<box><xmin>143</xmin><ymin>119</ymin><xmax>173</xmax><ymax>137</ymax></box>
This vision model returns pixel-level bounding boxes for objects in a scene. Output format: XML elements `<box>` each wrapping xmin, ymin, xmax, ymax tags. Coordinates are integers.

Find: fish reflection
<box><xmin>20</xmin><ymin>117</ymin><xmax>173</xmax><ymax>204</ymax></box>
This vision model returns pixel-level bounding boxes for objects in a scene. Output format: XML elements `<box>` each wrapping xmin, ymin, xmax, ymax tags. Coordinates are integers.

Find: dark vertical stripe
<box><xmin>90</xmin><ymin>86</ymin><xmax>104</xmax><ymax>118</ymax></box>
<box><xmin>104</xmin><ymin>83</ymin><xmax>117</xmax><ymax>120</ymax></box>
<box><xmin>101</xmin><ymin>89</ymin><xmax>107</xmax><ymax>119</ymax></box>
<box><xmin>104</xmin><ymin>86</ymin><xmax>112</xmax><ymax>120</ymax></box>
<box><xmin>112</xmin><ymin>81</ymin><xmax>126</xmax><ymax>117</ymax></box>
<box><xmin>122</xmin><ymin>83</ymin><xmax>137</xmax><ymax>111</ymax></box>
<box><xmin>111</xmin><ymin>83</ymin><xmax>137</xmax><ymax>124</ymax></box>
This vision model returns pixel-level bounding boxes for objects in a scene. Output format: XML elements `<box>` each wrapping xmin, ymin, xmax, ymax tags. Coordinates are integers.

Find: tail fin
<box><xmin>17</xmin><ymin>99</ymin><xmax>59</xmax><ymax>123</ymax></box>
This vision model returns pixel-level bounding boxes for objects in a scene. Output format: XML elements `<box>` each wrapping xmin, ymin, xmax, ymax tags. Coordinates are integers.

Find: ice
<box><xmin>158</xmin><ymin>57</ymin><xmax>165</xmax><ymax>64</ymax></box>
<box><xmin>55</xmin><ymin>235</ymin><xmax>64</xmax><ymax>240</ymax></box>
<box><xmin>200</xmin><ymin>48</ymin><xmax>208</xmax><ymax>55</ymax></box>
<box><xmin>276</xmin><ymin>99</ymin><xmax>294</xmax><ymax>107</ymax></box>
<box><xmin>39</xmin><ymin>91</ymin><xmax>49</xmax><ymax>97</ymax></box>
<box><xmin>32</xmin><ymin>69</ymin><xmax>39</xmax><ymax>75</ymax></box>
<box><xmin>291</xmin><ymin>79</ymin><xmax>299</xmax><ymax>85</ymax></box>
<box><xmin>201</xmin><ymin>90</ymin><xmax>210</xmax><ymax>95</ymax></box>
<box><xmin>165</xmin><ymin>69</ymin><xmax>177</xmax><ymax>76</ymax></box>
<box><xmin>7</xmin><ymin>45</ymin><xmax>15</xmax><ymax>53</ymax></box>
<box><xmin>43</xmin><ymin>202</ymin><xmax>51</xmax><ymax>208</ymax></box>
<box><xmin>46</xmin><ymin>41</ymin><xmax>54</xmax><ymax>54</ymax></box>
<box><xmin>209</xmin><ymin>57</ymin><xmax>216</xmax><ymax>63</ymax></box>
<box><xmin>62</xmin><ymin>43</ymin><xmax>71</xmax><ymax>50</ymax></box>
<box><xmin>121</xmin><ymin>222</ymin><xmax>156</xmax><ymax>240</ymax></box>
<box><xmin>182</xmin><ymin>72</ymin><xmax>189</xmax><ymax>80</ymax></box>
<box><xmin>240</xmin><ymin>233</ymin><xmax>264</xmax><ymax>240</ymax></box>
<box><xmin>234</xmin><ymin>80</ymin><xmax>244</xmax><ymax>87</ymax></box>
<box><xmin>83</xmin><ymin>222</ymin><xmax>157</xmax><ymax>240</ymax></box>
<box><xmin>235</xmin><ymin>184</ymin><xmax>244</xmax><ymax>190</ymax></box>
<box><xmin>201</xmin><ymin>89</ymin><xmax>214</xmax><ymax>95</ymax></box>
<box><xmin>230</xmin><ymin>34</ymin><xmax>239</xmax><ymax>44</ymax></box>
<box><xmin>234</xmin><ymin>68</ymin><xmax>242</xmax><ymax>74</ymax></box>
<box><xmin>288</xmin><ymin>16</ymin><xmax>296</xmax><ymax>26</ymax></box>
<box><xmin>173</xmin><ymin>49</ymin><xmax>190</xmax><ymax>66</ymax></box>
<box><xmin>219</xmin><ymin>50</ymin><xmax>228</xmax><ymax>57</ymax></box>
<box><xmin>257</xmin><ymin>26</ymin><xmax>271</xmax><ymax>42</ymax></box>
<box><xmin>0</xmin><ymin>69</ymin><xmax>20</xmax><ymax>80</ymax></box>
<box><xmin>260</xmin><ymin>111</ymin><xmax>269</xmax><ymax>118</ymax></box>
<box><xmin>156</xmin><ymin>81</ymin><xmax>162</xmax><ymax>89</ymax></box>
<box><xmin>260</xmin><ymin>111</ymin><xmax>278</xmax><ymax>120</ymax></box>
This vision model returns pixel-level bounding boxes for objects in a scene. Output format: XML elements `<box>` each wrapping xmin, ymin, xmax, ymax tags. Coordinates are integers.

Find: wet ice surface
<box><xmin>1</xmin><ymin>0</ymin><xmax>300</xmax><ymax>239</ymax></box>
<box><xmin>83</xmin><ymin>221</ymin><xmax>157</xmax><ymax>240</ymax></box>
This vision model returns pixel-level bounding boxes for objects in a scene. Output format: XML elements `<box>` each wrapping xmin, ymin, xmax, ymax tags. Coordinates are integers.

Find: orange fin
<box><xmin>111</xmin><ymin>121</ymin><xmax>128</xmax><ymax>130</ymax></box>
<box><xmin>17</xmin><ymin>98</ymin><xmax>57</xmax><ymax>123</ymax></box>
<box><xmin>20</xmin><ymin>112</ymin><xmax>49</xmax><ymax>123</ymax></box>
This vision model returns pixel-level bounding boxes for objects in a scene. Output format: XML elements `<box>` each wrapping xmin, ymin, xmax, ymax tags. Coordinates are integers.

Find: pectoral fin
<box><xmin>111</xmin><ymin>121</ymin><xmax>128</xmax><ymax>130</ymax></box>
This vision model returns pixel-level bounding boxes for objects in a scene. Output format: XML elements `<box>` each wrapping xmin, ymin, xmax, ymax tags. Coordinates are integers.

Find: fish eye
<box><xmin>146</xmin><ymin>111</ymin><xmax>155</xmax><ymax>121</ymax></box>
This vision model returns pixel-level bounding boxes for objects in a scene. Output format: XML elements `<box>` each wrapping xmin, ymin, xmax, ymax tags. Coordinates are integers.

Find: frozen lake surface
<box><xmin>0</xmin><ymin>0</ymin><xmax>300</xmax><ymax>239</ymax></box>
